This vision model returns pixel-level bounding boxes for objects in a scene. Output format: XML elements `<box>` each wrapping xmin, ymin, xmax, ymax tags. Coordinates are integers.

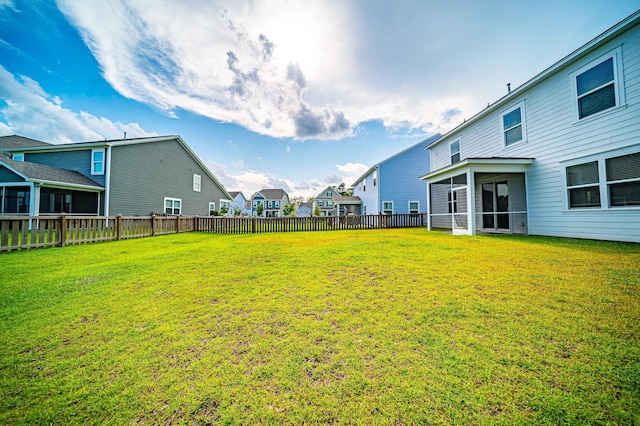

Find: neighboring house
<box><xmin>296</xmin><ymin>201</ymin><xmax>313</xmax><ymax>217</ymax></box>
<box><xmin>228</xmin><ymin>191</ymin><xmax>251</xmax><ymax>216</ymax></box>
<box><xmin>313</xmin><ymin>186</ymin><xmax>339</xmax><ymax>216</ymax></box>
<box><xmin>0</xmin><ymin>135</ymin><xmax>232</xmax><ymax>217</ymax></box>
<box><xmin>333</xmin><ymin>196</ymin><xmax>362</xmax><ymax>216</ymax></box>
<box><xmin>250</xmin><ymin>188</ymin><xmax>289</xmax><ymax>217</ymax></box>
<box><xmin>420</xmin><ymin>10</ymin><xmax>640</xmax><ymax>243</ymax></box>
<box><xmin>352</xmin><ymin>134</ymin><xmax>441</xmax><ymax>215</ymax></box>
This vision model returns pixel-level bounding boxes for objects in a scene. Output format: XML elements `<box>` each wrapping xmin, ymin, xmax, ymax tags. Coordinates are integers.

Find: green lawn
<box><xmin>1</xmin><ymin>229</ymin><xmax>638</xmax><ymax>424</ymax></box>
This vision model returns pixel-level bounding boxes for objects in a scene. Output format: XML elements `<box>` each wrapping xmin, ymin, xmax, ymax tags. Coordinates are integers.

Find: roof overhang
<box><xmin>420</xmin><ymin>158</ymin><xmax>534</xmax><ymax>183</ymax></box>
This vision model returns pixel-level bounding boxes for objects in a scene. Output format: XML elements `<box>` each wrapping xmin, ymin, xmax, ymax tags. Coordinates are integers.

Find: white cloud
<box><xmin>54</xmin><ymin>0</ymin><xmax>473</xmax><ymax>141</ymax></box>
<box><xmin>0</xmin><ymin>65</ymin><xmax>156</xmax><ymax>143</ymax></box>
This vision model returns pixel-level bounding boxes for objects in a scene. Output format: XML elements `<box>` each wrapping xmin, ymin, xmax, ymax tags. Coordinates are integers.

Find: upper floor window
<box><xmin>91</xmin><ymin>149</ymin><xmax>105</xmax><ymax>175</ymax></box>
<box><xmin>11</xmin><ymin>153</ymin><xmax>24</xmax><ymax>161</ymax></box>
<box><xmin>164</xmin><ymin>197</ymin><xmax>181</xmax><ymax>215</ymax></box>
<box><xmin>326</xmin><ymin>191</ymin><xmax>332</xmax><ymax>196</ymax></box>
<box><xmin>572</xmin><ymin>48</ymin><xmax>623</xmax><ymax>120</ymax></box>
<box><xmin>193</xmin><ymin>174</ymin><xmax>201</xmax><ymax>192</ymax></box>
<box><xmin>501</xmin><ymin>103</ymin><xmax>526</xmax><ymax>147</ymax></box>
<box><xmin>450</xmin><ymin>139</ymin><xmax>461</xmax><ymax>164</ymax></box>
<box><xmin>373</xmin><ymin>170</ymin><xmax>377</xmax><ymax>186</ymax></box>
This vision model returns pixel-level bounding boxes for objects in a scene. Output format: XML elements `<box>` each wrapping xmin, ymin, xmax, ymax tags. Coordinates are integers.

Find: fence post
<box><xmin>59</xmin><ymin>213</ymin><xmax>67</xmax><ymax>247</ymax></box>
<box><xmin>194</xmin><ymin>216</ymin><xmax>199</xmax><ymax>232</ymax></box>
<box><xmin>116</xmin><ymin>214</ymin><xmax>123</xmax><ymax>240</ymax></box>
<box><xmin>252</xmin><ymin>217</ymin><xmax>257</xmax><ymax>233</ymax></box>
<box><xmin>176</xmin><ymin>215</ymin><xmax>181</xmax><ymax>234</ymax></box>
<box><xmin>151</xmin><ymin>214</ymin><xmax>156</xmax><ymax>236</ymax></box>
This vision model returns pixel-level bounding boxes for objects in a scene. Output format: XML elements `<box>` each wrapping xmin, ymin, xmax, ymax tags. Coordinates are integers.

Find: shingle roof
<box><xmin>1</xmin><ymin>158</ymin><xmax>103</xmax><ymax>188</ymax></box>
<box><xmin>333</xmin><ymin>196</ymin><xmax>362</xmax><ymax>203</ymax></box>
<box><xmin>0</xmin><ymin>135</ymin><xmax>52</xmax><ymax>151</ymax></box>
<box><xmin>228</xmin><ymin>191</ymin><xmax>242</xmax><ymax>198</ymax></box>
<box><xmin>258</xmin><ymin>188</ymin><xmax>287</xmax><ymax>199</ymax></box>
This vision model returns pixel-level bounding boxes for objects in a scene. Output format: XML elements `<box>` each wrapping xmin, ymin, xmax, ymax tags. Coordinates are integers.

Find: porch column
<box><xmin>426</xmin><ymin>182</ymin><xmax>432</xmax><ymax>230</ymax></box>
<box><xmin>29</xmin><ymin>183</ymin><xmax>40</xmax><ymax>216</ymax></box>
<box><xmin>467</xmin><ymin>169</ymin><xmax>476</xmax><ymax>235</ymax></box>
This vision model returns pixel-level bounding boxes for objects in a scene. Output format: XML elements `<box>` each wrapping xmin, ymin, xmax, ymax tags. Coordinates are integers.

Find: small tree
<box><xmin>233</xmin><ymin>207</ymin><xmax>242</xmax><ymax>216</ymax></box>
<box><xmin>313</xmin><ymin>204</ymin><xmax>321</xmax><ymax>217</ymax></box>
<box><xmin>256</xmin><ymin>203</ymin><xmax>264</xmax><ymax>217</ymax></box>
<box><xmin>283</xmin><ymin>203</ymin><xmax>296</xmax><ymax>217</ymax></box>
<box><xmin>219</xmin><ymin>205</ymin><xmax>228</xmax><ymax>216</ymax></box>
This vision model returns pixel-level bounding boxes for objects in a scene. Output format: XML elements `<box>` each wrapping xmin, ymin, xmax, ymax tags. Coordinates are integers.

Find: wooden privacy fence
<box><xmin>0</xmin><ymin>213</ymin><xmax>427</xmax><ymax>252</ymax></box>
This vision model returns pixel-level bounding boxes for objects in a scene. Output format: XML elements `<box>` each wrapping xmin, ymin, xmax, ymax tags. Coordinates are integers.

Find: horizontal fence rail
<box><xmin>1</xmin><ymin>213</ymin><xmax>427</xmax><ymax>252</ymax></box>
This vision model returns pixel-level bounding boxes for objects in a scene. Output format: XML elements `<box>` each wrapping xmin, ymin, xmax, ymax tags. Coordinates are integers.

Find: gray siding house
<box><xmin>313</xmin><ymin>186</ymin><xmax>339</xmax><ymax>216</ymax></box>
<box><xmin>0</xmin><ymin>135</ymin><xmax>231</xmax><ymax>217</ymax></box>
<box><xmin>421</xmin><ymin>11</ymin><xmax>640</xmax><ymax>242</ymax></box>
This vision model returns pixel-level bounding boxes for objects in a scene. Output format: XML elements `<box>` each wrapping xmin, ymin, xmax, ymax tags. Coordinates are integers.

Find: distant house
<box><xmin>420</xmin><ymin>10</ymin><xmax>640</xmax><ymax>242</ymax></box>
<box><xmin>228</xmin><ymin>191</ymin><xmax>251</xmax><ymax>216</ymax></box>
<box><xmin>296</xmin><ymin>201</ymin><xmax>313</xmax><ymax>217</ymax></box>
<box><xmin>0</xmin><ymin>135</ymin><xmax>232</xmax><ymax>217</ymax></box>
<box><xmin>313</xmin><ymin>186</ymin><xmax>339</xmax><ymax>216</ymax></box>
<box><xmin>352</xmin><ymin>134</ymin><xmax>440</xmax><ymax>215</ymax></box>
<box><xmin>250</xmin><ymin>188</ymin><xmax>289</xmax><ymax>217</ymax></box>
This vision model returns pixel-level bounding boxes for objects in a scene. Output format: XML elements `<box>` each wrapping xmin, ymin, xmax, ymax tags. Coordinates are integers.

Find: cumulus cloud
<box><xmin>0</xmin><ymin>65</ymin><xmax>155</xmax><ymax>142</ymax></box>
<box><xmin>53</xmin><ymin>0</ymin><xmax>473</xmax><ymax>141</ymax></box>
<box><xmin>206</xmin><ymin>160</ymin><xmax>295</xmax><ymax>196</ymax></box>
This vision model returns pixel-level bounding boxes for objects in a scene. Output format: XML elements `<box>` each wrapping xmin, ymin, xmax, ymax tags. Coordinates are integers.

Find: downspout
<box><xmin>104</xmin><ymin>145</ymin><xmax>112</xmax><ymax>216</ymax></box>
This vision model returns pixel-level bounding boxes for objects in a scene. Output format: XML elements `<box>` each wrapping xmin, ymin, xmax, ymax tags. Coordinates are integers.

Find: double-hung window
<box><xmin>606</xmin><ymin>152</ymin><xmax>640</xmax><ymax>207</ymax></box>
<box><xmin>193</xmin><ymin>174</ymin><xmax>201</xmax><ymax>192</ymax></box>
<box><xmin>382</xmin><ymin>201</ymin><xmax>393</xmax><ymax>214</ymax></box>
<box><xmin>91</xmin><ymin>149</ymin><xmax>105</xmax><ymax>175</ymax></box>
<box><xmin>450</xmin><ymin>139</ymin><xmax>461</xmax><ymax>164</ymax></box>
<box><xmin>501</xmin><ymin>103</ymin><xmax>525</xmax><ymax>147</ymax></box>
<box><xmin>164</xmin><ymin>197</ymin><xmax>181</xmax><ymax>215</ymax></box>
<box><xmin>209</xmin><ymin>202</ymin><xmax>216</xmax><ymax>216</ymax></box>
<box><xmin>408</xmin><ymin>201</ymin><xmax>419</xmax><ymax>214</ymax></box>
<box><xmin>565</xmin><ymin>150</ymin><xmax>640</xmax><ymax>209</ymax></box>
<box><xmin>572</xmin><ymin>48</ymin><xmax>623</xmax><ymax>120</ymax></box>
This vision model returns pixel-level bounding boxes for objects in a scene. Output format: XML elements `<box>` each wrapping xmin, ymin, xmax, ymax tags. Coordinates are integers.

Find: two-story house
<box><xmin>352</xmin><ymin>134</ymin><xmax>440</xmax><ymax>215</ymax></box>
<box><xmin>250</xmin><ymin>189</ymin><xmax>289</xmax><ymax>217</ymax></box>
<box><xmin>0</xmin><ymin>135</ymin><xmax>232</xmax><ymax>217</ymax></box>
<box><xmin>420</xmin><ymin>10</ymin><xmax>640</xmax><ymax>243</ymax></box>
<box><xmin>313</xmin><ymin>186</ymin><xmax>339</xmax><ymax>216</ymax></box>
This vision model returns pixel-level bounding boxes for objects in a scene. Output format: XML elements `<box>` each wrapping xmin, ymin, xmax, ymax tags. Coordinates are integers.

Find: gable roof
<box><xmin>256</xmin><ymin>188</ymin><xmax>288</xmax><ymax>199</ymax></box>
<box><xmin>0</xmin><ymin>158</ymin><xmax>103</xmax><ymax>190</ymax></box>
<box><xmin>0</xmin><ymin>135</ymin><xmax>232</xmax><ymax>200</ymax></box>
<box><xmin>427</xmin><ymin>9</ymin><xmax>640</xmax><ymax>150</ymax></box>
<box><xmin>315</xmin><ymin>185</ymin><xmax>339</xmax><ymax>199</ymax></box>
<box><xmin>352</xmin><ymin>133</ymin><xmax>441</xmax><ymax>186</ymax></box>
<box><xmin>228</xmin><ymin>191</ymin><xmax>243</xmax><ymax>198</ymax></box>
<box><xmin>0</xmin><ymin>135</ymin><xmax>52</xmax><ymax>151</ymax></box>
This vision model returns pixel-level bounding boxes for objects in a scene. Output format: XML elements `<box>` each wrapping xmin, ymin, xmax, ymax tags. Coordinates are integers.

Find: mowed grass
<box><xmin>0</xmin><ymin>229</ymin><xmax>639</xmax><ymax>425</ymax></box>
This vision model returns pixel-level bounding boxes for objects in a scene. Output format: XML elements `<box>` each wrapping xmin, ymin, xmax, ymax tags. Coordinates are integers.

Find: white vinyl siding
<box><xmin>164</xmin><ymin>197</ymin><xmax>181</xmax><ymax>215</ymax></box>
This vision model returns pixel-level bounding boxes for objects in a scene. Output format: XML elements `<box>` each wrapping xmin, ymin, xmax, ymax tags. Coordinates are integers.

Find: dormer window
<box><xmin>11</xmin><ymin>153</ymin><xmax>24</xmax><ymax>161</ymax></box>
<box><xmin>91</xmin><ymin>149</ymin><xmax>105</xmax><ymax>175</ymax></box>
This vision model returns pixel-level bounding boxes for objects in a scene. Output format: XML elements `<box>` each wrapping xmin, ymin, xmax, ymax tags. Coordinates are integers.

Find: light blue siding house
<box><xmin>352</xmin><ymin>134</ymin><xmax>441</xmax><ymax>215</ymax></box>
<box><xmin>420</xmin><ymin>10</ymin><xmax>640</xmax><ymax>242</ymax></box>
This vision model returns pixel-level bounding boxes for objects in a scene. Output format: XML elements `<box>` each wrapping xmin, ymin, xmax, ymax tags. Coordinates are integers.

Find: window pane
<box><xmin>452</xmin><ymin>174</ymin><xmax>467</xmax><ymax>187</ymax></box>
<box><xmin>503</xmin><ymin>107</ymin><xmax>521</xmax><ymax>130</ymax></box>
<box><xmin>569</xmin><ymin>186</ymin><xmax>601</xmax><ymax>208</ymax></box>
<box><xmin>578</xmin><ymin>84</ymin><xmax>615</xmax><ymax>119</ymax></box>
<box><xmin>576</xmin><ymin>58</ymin><xmax>613</xmax><ymax>96</ymax></box>
<box><xmin>165</xmin><ymin>200</ymin><xmax>172</xmax><ymax>208</ymax></box>
<box><xmin>175</xmin><ymin>200</ymin><xmax>180</xmax><ymax>208</ymax></box>
<box><xmin>606</xmin><ymin>152</ymin><xmax>640</xmax><ymax>181</ymax></box>
<box><xmin>609</xmin><ymin>182</ymin><xmax>640</xmax><ymax>206</ymax></box>
<box><xmin>450</xmin><ymin>140</ymin><xmax>460</xmax><ymax>153</ymax></box>
<box><xmin>93</xmin><ymin>151</ymin><xmax>104</xmax><ymax>162</ymax></box>
<box><xmin>505</xmin><ymin>125</ymin><xmax>523</xmax><ymax>146</ymax></box>
<box><xmin>567</xmin><ymin>161</ymin><xmax>599</xmax><ymax>186</ymax></box>
<box><xmin>451</xmin><ymin>153</ymin><xmax>460</xmax><ymax>163</ymax></box>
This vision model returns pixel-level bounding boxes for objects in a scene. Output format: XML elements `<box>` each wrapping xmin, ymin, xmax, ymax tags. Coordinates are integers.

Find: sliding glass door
<box><xmin>481</xmin><ymin>181</ymin><xmax>510</xmax><ymax>231</ymax></box>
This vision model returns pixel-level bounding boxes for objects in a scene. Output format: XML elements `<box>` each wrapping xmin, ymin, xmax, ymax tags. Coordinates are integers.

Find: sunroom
<box><xmin>421</xmin><ymin>158</ymin><xmax>534</xmax><ymax>235</ymax></box>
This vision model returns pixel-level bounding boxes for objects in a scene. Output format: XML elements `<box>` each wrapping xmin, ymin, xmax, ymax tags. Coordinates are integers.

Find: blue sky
<box><xmin>1</xmin><ymin>1</ymin><xmax>638</xmax><ymax>198</ymax></box>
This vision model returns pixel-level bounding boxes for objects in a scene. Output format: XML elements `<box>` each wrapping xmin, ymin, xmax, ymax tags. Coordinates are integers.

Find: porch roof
<box><xmin>0</xmin><ymin>158</ymin><xmax>104</xmax><ymax>191</ymax></box>
<box><xmin>420</xmin><ymin>157</ymin><xmax>534</xmax><ymax>182</ymax></box>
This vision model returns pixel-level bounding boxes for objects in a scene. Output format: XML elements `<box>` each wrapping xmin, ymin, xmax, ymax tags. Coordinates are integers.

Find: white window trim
<box><xmin>450</xmin><ymin>139</ymin><xmax>461</xmax><ymax>165</ymax></box>
<box><xmin>382</xmin><ymin>201</ymin><xmax>394</xmax><ymax>214</ymax></box>
<box><xmin>209</xmin><ymin>202</ymin><xmax>216</xmax><ymax>215</ymax></box>
<box><xmin>561</xmin><ymin>145</ymin><xmax>640</xmax><ymax>211</ymax></box>
<box><xmin>193</xmin><ymin>174</ymin><xmax>202</xmax><ymax>192</ymax></box>
<box><xmin>164</xmin><ymin>197</ymin><xmax>182</xmax><ymax>215</ymax></box>
<box><xmin>11</xmin><ymin>153</ymin><xmax>24</xmax><ymax>161</ymax></box>
<box><xmin>500</xmin><ymin>101</ymin><xmax>527</xmax><ymax>148</ymax></box>
<box><xmin>570</xmin><ymin>46</ymin><xmax>625</xmax><ymax>123</ymax></box>
<box><xmin>408</xmin><ymin>201</ymin><xmax>420</xmax><ymax>214</ymax></box>
<box><xmin>91</xmin><ymin>148</ymin><xmax>105</xmax><ymax>176</ymax></box>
